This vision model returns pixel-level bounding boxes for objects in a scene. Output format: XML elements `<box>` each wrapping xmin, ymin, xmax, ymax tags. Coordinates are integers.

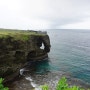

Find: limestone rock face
<box><xmin>0</xmin><ymin>32</ymin><xmax>51</xmax><ymax>81</ymax></box>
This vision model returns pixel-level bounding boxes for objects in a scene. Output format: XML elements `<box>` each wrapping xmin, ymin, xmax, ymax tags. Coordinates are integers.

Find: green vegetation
<box><xmin>0</xmin><ymin>78</ymin><xmax>9</xmax><ymax>90</ymax></box>
<box><xmin>41</xmin><ymin>77</ymin><xmax>90</xmax><ymax>90</ymax></box>
<box><xmin>0</xmin><ymin>28</ymin><xmax>45</xmax><ymax>41</ymax></box>
<box><xmin>0</xmin><ymin>77</ymin><xmax>90</xmax><ymax>90</ymax></box>
<box><xmin>41</xmin><ymin>84</ymin><xmax>49</xmax><ymax>90</ymax></box>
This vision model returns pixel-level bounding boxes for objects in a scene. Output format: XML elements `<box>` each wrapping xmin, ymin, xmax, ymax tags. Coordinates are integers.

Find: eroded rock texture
<box><xmin>0</xmin><ymin>34</ymin><xmax>51</xmax><ymax>81</ymax></box>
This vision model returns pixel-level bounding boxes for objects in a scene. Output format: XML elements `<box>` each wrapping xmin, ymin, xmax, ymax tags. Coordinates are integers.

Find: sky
<box><xmin>0</xmin><ymin>0</ymin><xmax>90</xmax><ymax>30</ymax></box>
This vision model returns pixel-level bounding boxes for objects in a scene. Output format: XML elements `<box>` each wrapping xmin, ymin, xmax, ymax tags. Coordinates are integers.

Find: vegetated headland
<box><xmin>0</xmin><ymin>28</ymin><xmax>51</xmax><ymax>82</ymax></box>
<box><xmin>0</xmin><ymin>28</ymin><xmax>47</xmax><ymax>41</ymax></box>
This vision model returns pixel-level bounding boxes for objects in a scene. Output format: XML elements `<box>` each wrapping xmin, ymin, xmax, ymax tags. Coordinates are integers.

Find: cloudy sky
<box><xmin>0</xmin><ymin>0</ymin><xmax>90</xmax><ymax>29</ymax></box>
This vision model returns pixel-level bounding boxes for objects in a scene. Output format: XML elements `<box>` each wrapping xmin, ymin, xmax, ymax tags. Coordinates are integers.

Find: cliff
<box><xmin>0</xmin><ymin>29</ymin><xmax>51</xmax><ymax>81</ymax></box>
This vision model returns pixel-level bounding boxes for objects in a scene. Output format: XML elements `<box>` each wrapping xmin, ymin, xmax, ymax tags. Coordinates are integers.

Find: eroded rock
<box><xmin>0</xmin><ymin>30</ymin><xmax>51</xmax><ymax>82</ymax></box>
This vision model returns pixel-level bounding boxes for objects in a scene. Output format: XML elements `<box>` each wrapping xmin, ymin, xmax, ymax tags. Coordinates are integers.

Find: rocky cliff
<box><xmin>0</xmin><ymin>29</ymin><xmax>51</xmax><ymax>81</ymax></box>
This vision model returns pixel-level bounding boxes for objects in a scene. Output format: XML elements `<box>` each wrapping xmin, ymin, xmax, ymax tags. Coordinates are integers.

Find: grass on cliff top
<box><xmin>0</xmin><ymin>28</ymin><xmax>46</xmax><ymax>41</ymax></box>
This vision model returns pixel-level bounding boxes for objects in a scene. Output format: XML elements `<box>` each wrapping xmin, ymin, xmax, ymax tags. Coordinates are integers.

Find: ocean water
<box><xmin>47</xmin><ymin>29</ymin><xmax>90</xmax><ymax>83</ymax></box>
<box><xmin>37</xmin><ymin>29</ymin><xmax>90</xmax><ymax>83</ymax></box>
<box><xmin>10</xmin><ymin>29</ymin><xmax>90</xmax><ymax>90</ymax></box>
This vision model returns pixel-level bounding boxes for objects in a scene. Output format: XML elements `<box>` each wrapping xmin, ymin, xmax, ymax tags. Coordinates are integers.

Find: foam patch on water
<box><xmin>20</xmin><ymin>68</ymin><xmax>29</xmax><ymax>76</ymax></box>
<box><xmin>25</xmin><ymin>77</ymin><xmax>33</xmax><ymax>82</ymax></box>
<box><xmin>25</xmin><ymin>77</ymin><xmax>38</xmax><ymax>88</ymax></box>
<box><xmin>25</xmin><ymin>76</ymin><xmax>41</xmax><ymax>90</ymax></box>
<box><xmin>20</xmin><ymin>68</ymin><xmax>25</xmax><ymax>75</ymax></box>
<box><xmin>31</xmin><ymin>82</ymin><xmax>37</xmax><ymax>87</ymax></box>
<box><xmin>20</xmin><ymin>68</ymin><xmax>42</xmax><ymax>89</ymax></box>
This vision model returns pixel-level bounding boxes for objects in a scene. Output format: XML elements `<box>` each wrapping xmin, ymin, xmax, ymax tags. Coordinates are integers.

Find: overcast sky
<box><xmin>0</xmin><ymin>0</ymin><xmax>90</xmax><ymax>30</ymax></box>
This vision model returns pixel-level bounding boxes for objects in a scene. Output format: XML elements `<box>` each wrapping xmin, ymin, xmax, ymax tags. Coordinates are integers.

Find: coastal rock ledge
<box><xmin>0</xmin><ymin>29</ymin><xmax>51</xmax><ymax>82</ymax></box>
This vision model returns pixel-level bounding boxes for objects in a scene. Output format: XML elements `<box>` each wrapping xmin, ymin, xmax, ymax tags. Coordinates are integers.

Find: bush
<box><xmin>0</xmin><ymin>78</ymin><xmax>9</xmax><ymax>90</ymax></box>
<box><xmin>41</xmin><ymin>84</ymin><xmax>49</xmax><ymax>90</ymax></box>
<box><xmin>41</xmin><ymin>77</ymin><xmax>90</xmax><ymax>90</ymax></box>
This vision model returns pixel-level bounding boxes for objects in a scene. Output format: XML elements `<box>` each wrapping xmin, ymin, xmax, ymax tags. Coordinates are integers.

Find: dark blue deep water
<box><xmin>36</xmin><ymin>29</ymin><xmax>90</xmax><ymax>84</ymax></box>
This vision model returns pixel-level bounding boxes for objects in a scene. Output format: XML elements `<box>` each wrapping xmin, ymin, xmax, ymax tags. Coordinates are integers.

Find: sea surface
<box><xmin>10</xmin><ymin>29</ymin><xmax>90</xmax><ymax>90</ymax></box>
<box><xmin>48</xmin><ymin>29</ymin><xmax>90</xmax><ymax>83</ymax></box>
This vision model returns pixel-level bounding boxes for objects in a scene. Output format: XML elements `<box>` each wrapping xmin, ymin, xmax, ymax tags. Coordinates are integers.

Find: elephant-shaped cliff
<box><xmin>0</xmin><ymin>30</ymin><xmax>51</xmax><ymax>82</ymax></box>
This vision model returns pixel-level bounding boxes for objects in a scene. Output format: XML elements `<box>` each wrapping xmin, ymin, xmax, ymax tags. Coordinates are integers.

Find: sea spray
<box><xmin>25</xmin><ymin>76</ymin><xmax>41</xmax><ymax>90</ymax></box>
<box><xmin>20</xmin><ymin>68</ymin><xmax>41</xmax><ymax>90</ymax></box>
<box><xmin>20</xmin><ymin>68</ymin><xmax>29</xmax><ymax>76</ymax></box>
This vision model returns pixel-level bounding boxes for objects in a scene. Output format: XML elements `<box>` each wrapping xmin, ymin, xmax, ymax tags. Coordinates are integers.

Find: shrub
<box><xmin>41</xmin><ymin>84</ymin><xmax>49</xmax><ymax>90</ymax></box>
<box><xmin>41</xmin><ymin>77</ymin><xmax>89</xmax><ymax>90</ymax></box>
<box><xmin>0</xmin><ymin>78</ymin><xmax>9</xmax><ymax>90</ymax></box>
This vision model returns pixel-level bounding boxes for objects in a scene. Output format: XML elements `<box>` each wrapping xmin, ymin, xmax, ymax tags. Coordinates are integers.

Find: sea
<box><xmin>9</xmin><ymin>29</ymin><xmax>90</xmax><ymax>90</ymax></box>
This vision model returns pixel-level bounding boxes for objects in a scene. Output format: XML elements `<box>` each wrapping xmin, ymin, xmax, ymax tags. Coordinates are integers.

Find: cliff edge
<box><xmin>0</xmin><ymin>29</ymin><xmax>51</xmax><ymax>81</ymax></box>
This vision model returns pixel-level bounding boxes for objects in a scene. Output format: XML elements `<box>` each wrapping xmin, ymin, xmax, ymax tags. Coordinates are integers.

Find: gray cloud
<box><xmin>0</xmin><ymin>0</ymin><xmax>90</xmax><ymax>29</ymax></box>
<box><xmin>36</xmin><ymin>0</ymin><xmax>90</xmax><ymax>28</ymax></box>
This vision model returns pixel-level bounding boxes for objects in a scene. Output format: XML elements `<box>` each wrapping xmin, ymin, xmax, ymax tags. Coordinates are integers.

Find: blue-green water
<box><xmin>36</xmin><ymin>29</ymin><xmax>90</xmax><ymax>84</ymax></box>
<box><xmin>11</xmin><ymin>29</ymin><xmax>90</xmax><ymax>90</ymax></box>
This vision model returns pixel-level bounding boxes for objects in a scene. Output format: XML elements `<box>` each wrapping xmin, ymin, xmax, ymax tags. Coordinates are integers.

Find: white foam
<box><xmin>31</xmin><ymin>82</ymin><xmax>38</xmax><ymax>87</ymax></box>
<box><xmin>25</xmin><ymin>77</ymin><xmax>33</xmax><ymax>82</ymax></box>
<box><xmin>20</xmin><ymin>68</ymin><xmax>29</xmax><ymax>76</ymax></box>
<box><xmin>25</xmin><ymin>76</ymin><xmax>41</xmax><ymax>90</ymax></box>
<box><xmin>20</xmin><ymin>68</ymin><xmax>25</xmax><ymax>75</ymax></box>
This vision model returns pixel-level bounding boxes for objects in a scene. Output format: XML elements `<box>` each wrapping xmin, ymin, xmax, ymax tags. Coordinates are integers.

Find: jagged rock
<box><xmin>0</xmin><ymin>30</ymin><xmax>51</xmax><ymax>82</ymax></box>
